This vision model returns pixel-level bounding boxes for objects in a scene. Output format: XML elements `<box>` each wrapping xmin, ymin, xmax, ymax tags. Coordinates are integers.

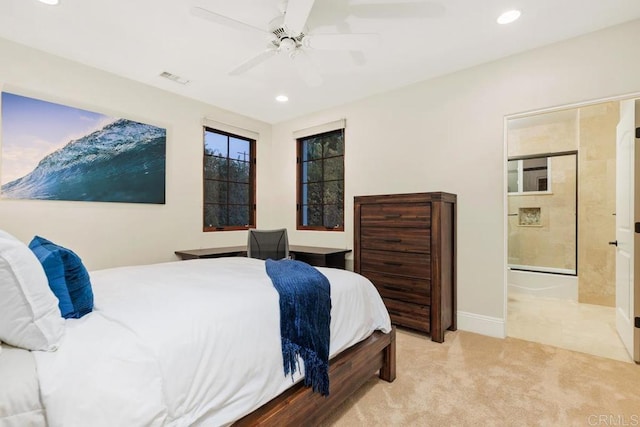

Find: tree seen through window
<box><xmin>203</xmin><ymin>128</ymin><xmax>255</xmax><ymax>231</ymax></box>
<box><xmin>297</xmin><ymin>129</ymin><xmax>344</xmax><ymax>230</ymax></box>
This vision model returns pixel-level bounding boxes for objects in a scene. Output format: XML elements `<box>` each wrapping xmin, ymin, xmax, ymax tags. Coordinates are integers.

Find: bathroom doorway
<box><xmin>505</xmin><ymin>101</ymin><xmax>634</xmax><ymax>363</ymax></box>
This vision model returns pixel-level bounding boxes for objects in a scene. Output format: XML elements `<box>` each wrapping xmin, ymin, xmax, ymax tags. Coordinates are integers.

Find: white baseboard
<box><xmin>456</xmin><ymin>311</ymin><xmax>506</xmax><ymax>339</ymax></box>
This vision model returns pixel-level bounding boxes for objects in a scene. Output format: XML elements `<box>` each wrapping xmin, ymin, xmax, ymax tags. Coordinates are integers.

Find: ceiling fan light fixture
<box><xmin>279</xmin><ymin>38</ymin><xmax>297</xmax><ymax>54</ymax></box>
<box><xmin>497</xmin><ymin>10</ymin><xmax>521</xmax><ymax>25</ymax></box>
<box><xmin>275</xmin><ymin>95</ymin><xmax>289</xmax><ymax>103</ymax></box>
<box><xmin>38</xmin><ymin>0</ymin><xmax>60</xmax><ymax>5</ymax></box>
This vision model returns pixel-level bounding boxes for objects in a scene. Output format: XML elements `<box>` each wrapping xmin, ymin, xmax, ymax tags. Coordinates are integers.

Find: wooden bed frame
<box><xmin>234</xmin><ymin>327</ymin><xmax>397</xmax><ymax>426</ymax></box>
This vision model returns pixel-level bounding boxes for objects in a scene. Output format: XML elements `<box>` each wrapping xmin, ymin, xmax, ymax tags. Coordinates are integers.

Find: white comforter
<box><xmin>34</xmin><ymin>257</ymin><xmax>391</xmax><ymax>427</ymax></box>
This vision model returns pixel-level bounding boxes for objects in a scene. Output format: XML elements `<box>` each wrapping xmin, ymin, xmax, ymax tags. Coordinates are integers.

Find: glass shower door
<box><xmin>507</xmin><ymin>153</ymin><xmax>577</xmax><ymax>275</ymax></box>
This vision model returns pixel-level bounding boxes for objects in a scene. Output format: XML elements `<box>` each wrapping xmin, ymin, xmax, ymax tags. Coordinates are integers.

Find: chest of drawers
<box><xmin>354</xmin><ymin>192</ymin><xmax>456</xmax><ymax>342</ymax></box>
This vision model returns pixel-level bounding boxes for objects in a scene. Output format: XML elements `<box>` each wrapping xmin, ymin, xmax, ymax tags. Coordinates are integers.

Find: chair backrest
<box><xmin>247</xmin><ymin>228</ymin><xmax>289</xmax><ymax>260</ymax></box>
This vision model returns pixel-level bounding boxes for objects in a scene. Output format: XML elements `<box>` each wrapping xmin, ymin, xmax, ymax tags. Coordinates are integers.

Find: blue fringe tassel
<box><xmin>266</xmin><ymin>259</ymin><xmax>331</xmax><ymax>396</ymax></box>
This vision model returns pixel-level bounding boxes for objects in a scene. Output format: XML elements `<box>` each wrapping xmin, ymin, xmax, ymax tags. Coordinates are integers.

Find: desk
<box><xmin>174</xmin><ymin>245</ymin><xmax>352</xmax><ymax>270</ymax></box>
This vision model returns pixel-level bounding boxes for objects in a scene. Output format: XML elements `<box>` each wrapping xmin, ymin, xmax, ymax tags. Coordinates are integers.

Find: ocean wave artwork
<box><xmin>1</xmin><ymin>92</ymin><xmax>166</xmax><ymax>204</ymax></box>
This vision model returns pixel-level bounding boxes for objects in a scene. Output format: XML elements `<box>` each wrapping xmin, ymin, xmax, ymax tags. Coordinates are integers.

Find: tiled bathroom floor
<box><xmin>507</xmin><ymin>292</ymin><xmax>634</xmax><ymax>363</ymax></box>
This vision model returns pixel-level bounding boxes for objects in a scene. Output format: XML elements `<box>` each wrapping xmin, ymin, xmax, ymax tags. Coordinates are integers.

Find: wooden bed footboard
<box><xmin>234</xmin><ymin>326</ymin><xmax>396</xmax><ymax>426</ymax></box>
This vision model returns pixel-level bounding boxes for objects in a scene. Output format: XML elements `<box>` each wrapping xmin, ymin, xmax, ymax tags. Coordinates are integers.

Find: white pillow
<box><xmin>0</xmin><ymin>230</ymin><xmax>64</xmax><ymax>351</ymax></box>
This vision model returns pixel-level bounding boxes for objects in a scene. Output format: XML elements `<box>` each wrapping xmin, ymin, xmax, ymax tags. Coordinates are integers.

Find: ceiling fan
<box><xmin>190</xmin><ymin>0</ymin><xmax>383</xmax><ymax>87</ymax></box>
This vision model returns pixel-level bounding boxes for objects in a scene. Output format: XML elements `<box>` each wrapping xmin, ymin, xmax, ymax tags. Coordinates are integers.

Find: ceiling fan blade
<box><xmin>190</xmin><ymin>7</ymin><xmax>271</xmax><ymax>36</ymax></box>
<box><xmin>346</xmin><ymin>1</ymin><xmax>445</xmax><ymax>19</ymax></box>
<box><xmin>284</xmin><ymin>0</ymin><xmax>316</xmax><ymax>35</ymax></box>
<box><xmin>229</xmin><ymin>49</ymin><xmax>278</xmax><ymax>76</ymax></box>
<box><xmin>303</xmin><ymin>33</ymin><xmax>380</xmax><ymax>51</ymax></box>
<box><xmin>333</xmin><ymin>22</ymin><xmax>366</xmax><ymax>65</ymax></box>
<box><xmin>292</xmin><ymin>51</ymin><xmax>323</xmax><ymax>87</ymax></box>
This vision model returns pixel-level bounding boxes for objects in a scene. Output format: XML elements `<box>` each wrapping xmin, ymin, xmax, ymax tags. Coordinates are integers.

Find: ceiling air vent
<box><xmin>159</xmin><ymin>71</ymin><xmax>190</xmax><ymax>85</ymax></box>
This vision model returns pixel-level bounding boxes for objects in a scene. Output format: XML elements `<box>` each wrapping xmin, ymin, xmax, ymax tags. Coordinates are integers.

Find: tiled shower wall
<box><xmin>577</xmin><ymin>102</ymin><xmax>617</xmax><ymax>307</ymax></box>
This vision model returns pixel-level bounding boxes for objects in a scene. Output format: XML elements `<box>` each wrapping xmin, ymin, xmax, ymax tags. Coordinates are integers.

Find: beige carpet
<box><xmin>322</xmin><ymin>329</ymin><xmax>640</xmax><ymax>426</ymax></box>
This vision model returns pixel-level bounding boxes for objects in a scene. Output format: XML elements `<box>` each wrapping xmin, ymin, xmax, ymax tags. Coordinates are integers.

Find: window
<box><xmin>203</xmin><ymin>127</ymin><xmax>255</xmax><ymax>231</ymax></box>
<box><xmin>507</xmin><ymin>156</ymin><xmax>551</xmax><ymax>194</ymax></box>
<box><xmin>297</xmin><ymin>129</ymin><xmax>344</xmax><ymax>230</ymax></box>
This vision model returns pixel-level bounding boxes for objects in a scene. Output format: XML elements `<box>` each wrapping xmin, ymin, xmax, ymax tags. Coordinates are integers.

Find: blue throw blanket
<box><xmin>265</xmin><ymin>259</ymin><xmax>331</xmax><ymax>396</ymax></box>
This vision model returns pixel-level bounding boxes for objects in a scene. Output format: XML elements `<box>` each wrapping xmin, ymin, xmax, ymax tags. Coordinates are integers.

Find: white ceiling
<box><xmin>1</xmin><ymin>0</ymin><xmax>640</xmax><ymax>124</ymax></box>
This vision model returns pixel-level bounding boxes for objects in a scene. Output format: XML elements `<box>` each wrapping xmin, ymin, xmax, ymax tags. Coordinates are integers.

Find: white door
<box><xmin>615</xmin><ymin>99</ymin><xmax>637</xmax><ymax>361</ymax></box>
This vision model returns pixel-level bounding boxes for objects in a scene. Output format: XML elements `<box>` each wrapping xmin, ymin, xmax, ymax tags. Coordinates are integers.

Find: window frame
<box><xmin>296</xmin><ymin>128</ymin><xmax>345</xmax><ymax>231</ymax></box>
<box><xmin>203</xmin><ymin>126</ymin><xmax>256</xmax><ymax>232</ymax></box>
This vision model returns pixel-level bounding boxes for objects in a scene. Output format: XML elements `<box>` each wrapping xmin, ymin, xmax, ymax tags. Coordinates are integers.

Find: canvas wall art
<box><xmin>0</xmin><ymin>92</ymin><xmax>166</xmax><ymax>204</ymax></box>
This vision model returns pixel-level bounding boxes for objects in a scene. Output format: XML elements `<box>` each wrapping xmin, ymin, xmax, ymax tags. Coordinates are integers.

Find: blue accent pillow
<box><xmin>28</xmin><ymin>236</ymin><xmax>93</xmax><ymax>319</ymax></box>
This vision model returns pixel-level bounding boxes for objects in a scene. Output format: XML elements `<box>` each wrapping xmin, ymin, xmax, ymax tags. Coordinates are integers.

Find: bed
<box><xmin>0</xmin><ymin>232</ymin><xmax>395</xmax><ymax>427</ymax></box>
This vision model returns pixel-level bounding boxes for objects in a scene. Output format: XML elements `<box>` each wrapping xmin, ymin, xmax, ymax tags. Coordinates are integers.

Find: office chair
<box><xmin>247</xmin><ymin>228</ymin><xmax>289</xmax><ymax>260</ymax></box>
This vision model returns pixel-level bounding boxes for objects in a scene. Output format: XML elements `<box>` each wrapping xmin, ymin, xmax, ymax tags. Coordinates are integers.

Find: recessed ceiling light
<box><xmin>38</xmin><ymin>0</ymin><xmax>60</xmax><ymax>5</ymax></box>
<box><xmin>275</xmin><ymin>95</ymin><xmax>289</xmax><ymax>103</ymax></box>
<box><xmin>497</xmin><ymin>10</ymin><xmax>521</xmax><ymax>25</ymax></box>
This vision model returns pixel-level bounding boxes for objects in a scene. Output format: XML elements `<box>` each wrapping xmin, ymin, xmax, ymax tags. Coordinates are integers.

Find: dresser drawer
<box><xmin>365</xmin><ymin>271</ymin><xmax>430</xmax><ymax>305</ymax></box>
<box><xmin>360</xmin><ymin>249</ymin><xmax>430</xmax><ymax>278</ymax></box>
<box><xmin>360</xmin><ymin>203</ymin><xmax>431</xmax><ymax>228</ymax></box>
<box><xmin>383</xmin><ymin>298</ymin><xmax>430</xmax><ymax>332</ymax></box>
<box><xmin>360</xmin><ymin>227</ymin><xmax>430</xmax><ymax>253</ymax></box>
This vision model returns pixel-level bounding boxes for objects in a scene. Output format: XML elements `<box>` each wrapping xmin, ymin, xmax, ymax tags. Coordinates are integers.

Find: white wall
<box><xmin>271</xmin><ymin>19</ymin><xmax>640</xmax><ymax>337</ymax></box>
<box><xmin>0</xmin><ymin>37</ymin><xmax>272</xmax><ymax>270</ymax></box>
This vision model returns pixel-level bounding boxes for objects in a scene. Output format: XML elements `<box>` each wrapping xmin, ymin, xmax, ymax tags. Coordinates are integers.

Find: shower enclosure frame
<box><xmin>507</xmin><ymin>150</ymin><xmax>578</xmax><ymax>277</ymax></box>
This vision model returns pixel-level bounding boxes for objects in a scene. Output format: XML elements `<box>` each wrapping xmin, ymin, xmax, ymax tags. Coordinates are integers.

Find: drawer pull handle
<box><xmin>385</xmin><ymin>214</ymin><xmax>401</xmax><ymax>219</ymax></box>
<box><xmin>384</xmin><ymin>239</ymin><xmax>402</xmax><ymax>243</ymax></box>
<box><xmin>383</xmin><ymin>261</ymin><xmax>403</xmax><ymax>266</ymax></box>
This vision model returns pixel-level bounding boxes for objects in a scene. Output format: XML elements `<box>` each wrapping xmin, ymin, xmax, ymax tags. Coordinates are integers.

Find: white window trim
<box><xmin>293</xmin><ymin>119</ymin><xmax>346</xmax><ymax>139</ymax></box>
<box><xmin>202</xmin><ymin>118</ymin><xmax>259</xmax><ymax>141</ymax></box>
